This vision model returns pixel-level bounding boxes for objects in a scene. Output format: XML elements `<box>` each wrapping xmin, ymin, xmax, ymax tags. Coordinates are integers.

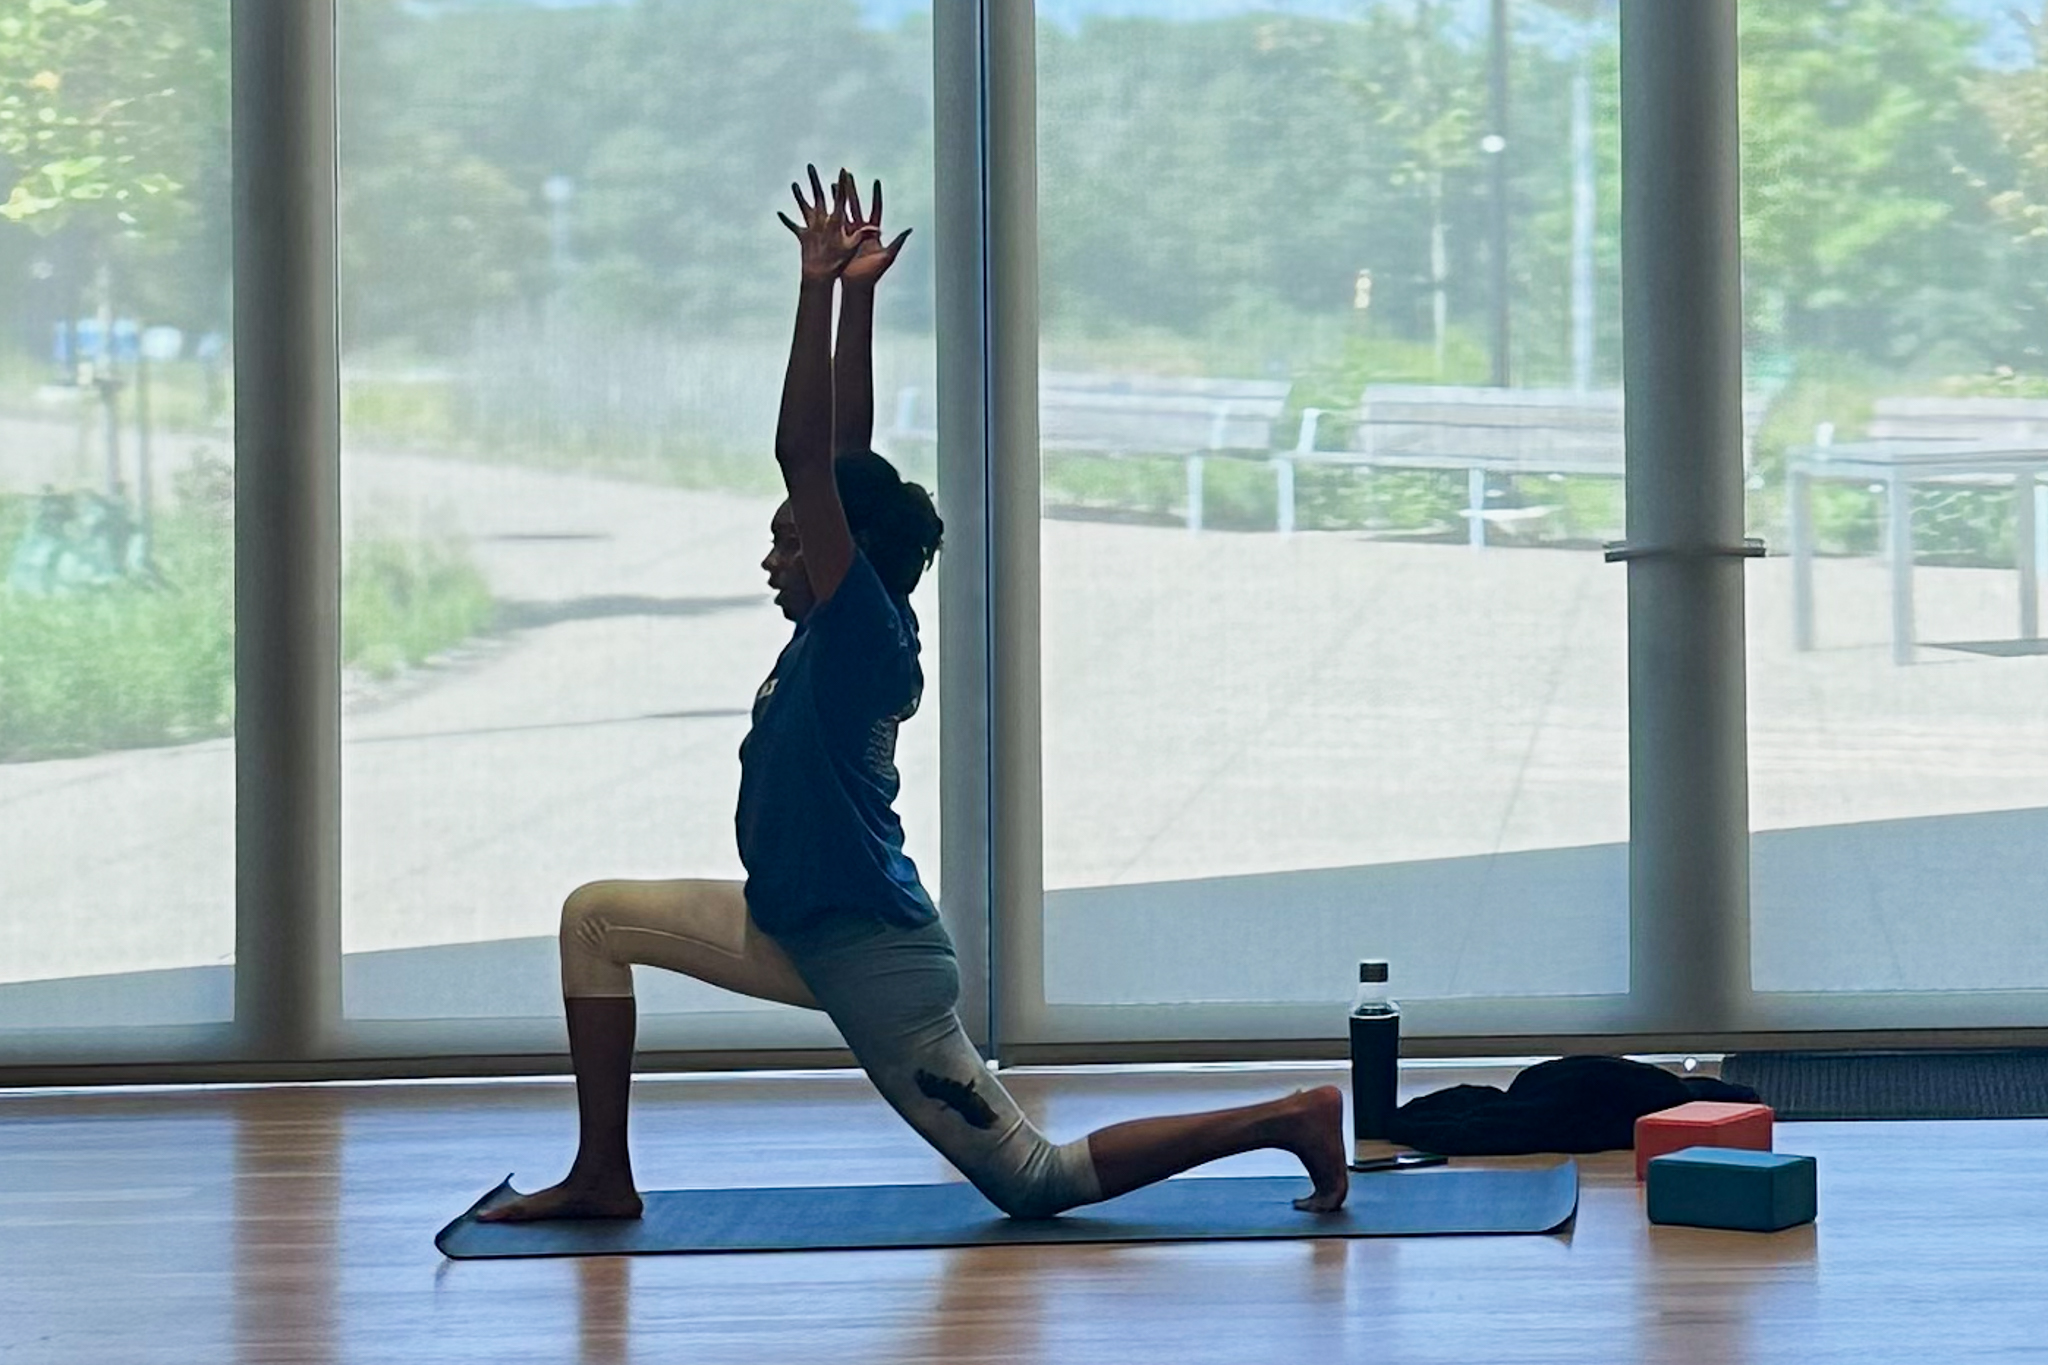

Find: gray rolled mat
<box><xmin>436</xmin><ymin>1160</ymin><xmax>1578</xmax><ymax>1258</ymax></box>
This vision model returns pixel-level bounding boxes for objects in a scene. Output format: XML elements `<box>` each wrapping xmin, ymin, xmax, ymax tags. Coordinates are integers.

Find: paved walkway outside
<box><xmin>4</xmin><ymin>411</ymin><xmax>2047</xmax><ymax>1025</ymax></box>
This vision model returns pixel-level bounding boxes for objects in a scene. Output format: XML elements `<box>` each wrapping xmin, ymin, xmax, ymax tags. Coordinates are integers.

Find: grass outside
<box><xmin>342</xmin><ymin>531</ymin><xmax>495</xmax><ymax>683</ymax></box>
<box><xmin>0</xmin><ymin>495</ymin><xmax>234</xmax><ymax>762</ymax></box>
<box><xmin>0</xmin><ymin>463</ymin><xmax>496</xmax><ymax>761</ymax></box>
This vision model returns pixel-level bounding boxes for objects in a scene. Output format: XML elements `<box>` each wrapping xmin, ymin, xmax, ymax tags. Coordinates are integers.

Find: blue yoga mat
<box><xmin>436</xmin><ymin>1160</ymin><xmax>1578</xmax><ymax>1258</ymax></box>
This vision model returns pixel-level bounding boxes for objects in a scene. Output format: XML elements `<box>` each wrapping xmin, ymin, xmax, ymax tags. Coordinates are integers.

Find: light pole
<box><xmin>543</xmin><ymin>174</ymin><xmax>575</xmax><ymax>284</ymax></box>
<box><xmin>542</xmin><ymin>174</ymin><xmax>575</xmax><ymax>354</ymax></box>
<box><xmin>1552</xmin><ymin>0</ymin><xmax>1620</xmax><ymax>392</ymax></box>
<box><xmin>1487</xmin><ymin>0</ymin><xmax>1512</xmax><ymax>388</ymax></box>
<box><xmin>1571</xmin><ymin>59</ymin><xmax>1595</xmax><ymax>391</ymax></box>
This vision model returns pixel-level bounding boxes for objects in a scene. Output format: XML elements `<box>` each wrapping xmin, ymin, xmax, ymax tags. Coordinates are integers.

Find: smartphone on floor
<box><xmin>1349</xmin><ymin>1151</ymin><xmax>1449</xmax><ymax>1172</ymax></box>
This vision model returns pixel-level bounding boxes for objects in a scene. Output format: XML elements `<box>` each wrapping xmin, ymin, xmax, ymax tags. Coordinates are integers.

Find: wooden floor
<box><xmin>3</xmin><ymin>1064</ymin><xmax>2044</xmax><ymax>1365</ymax></box>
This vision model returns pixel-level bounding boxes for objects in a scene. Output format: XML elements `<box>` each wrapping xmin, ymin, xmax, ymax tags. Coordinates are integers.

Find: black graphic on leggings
<box><xmin>915</xmin><ymin>1068</ymin><xmax>998</xmax><ymax>1129</ymax></box>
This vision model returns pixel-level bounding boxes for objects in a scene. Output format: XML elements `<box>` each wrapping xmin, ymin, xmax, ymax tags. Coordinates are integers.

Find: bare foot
<box><xmin>477</xmin><ymin>1175</ymin><xmax>644</xmax><ymax>1223</ymax></box>
<box><xmin>1275</xmin><ymin>1086</ymin><xmax>1350</xmax><ymax>1213</ymax></box>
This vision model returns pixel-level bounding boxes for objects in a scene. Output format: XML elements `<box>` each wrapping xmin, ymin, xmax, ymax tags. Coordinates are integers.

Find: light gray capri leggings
<box><xmin>559</xmin><ymin>879</ymin><xmax>1102</xmax><ymax>1219</ymax></box>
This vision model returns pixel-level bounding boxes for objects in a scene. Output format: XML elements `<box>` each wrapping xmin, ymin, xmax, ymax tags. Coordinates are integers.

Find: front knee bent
<box><xmin>560</xmin><ymin>881</ymin><xmax>616</xmax><ymax>945</ymax></box>
<box><xmin>558</xmin><ymin>881</ymin><xmax>639</xmax><ymax>999</ymax></box>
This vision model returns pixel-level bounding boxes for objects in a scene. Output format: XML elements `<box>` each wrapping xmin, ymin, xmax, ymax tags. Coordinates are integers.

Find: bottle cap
<box><xmin>1358</xmin><ymin>959</ymin><xmax>1389</xmax><ymax>983</ymax></box>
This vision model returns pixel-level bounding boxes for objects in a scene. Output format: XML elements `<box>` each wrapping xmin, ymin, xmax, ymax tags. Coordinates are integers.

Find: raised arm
<box><xmin>834</xmin><ymin>175</ymin><xmax>913</xmax><ymax>456</ymax></box>
<box><xmin>776</xmin><ymin>166</ymin><xmax>876</xmax><ymax>606</ymax></box>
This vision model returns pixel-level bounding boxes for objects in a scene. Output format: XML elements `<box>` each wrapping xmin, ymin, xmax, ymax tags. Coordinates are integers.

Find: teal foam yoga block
<box><xmin>1646</xmin><ymin>1147</ymin><xmax>1817</xmax><ymax>1232</ymax></box>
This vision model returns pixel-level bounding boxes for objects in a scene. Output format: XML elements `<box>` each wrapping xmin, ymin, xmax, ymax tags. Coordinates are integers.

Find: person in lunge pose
<box><xmin>481</xmin><ymin>167</ymin><xmax>1347</xmax><ymax>1224</ymax></box>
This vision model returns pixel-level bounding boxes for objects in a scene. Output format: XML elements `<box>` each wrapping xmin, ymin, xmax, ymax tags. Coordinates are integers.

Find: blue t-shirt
<box><xmin>735</xmin><ymin>551</ymin><xmax>938</xmax><ymax>935</ymax></box>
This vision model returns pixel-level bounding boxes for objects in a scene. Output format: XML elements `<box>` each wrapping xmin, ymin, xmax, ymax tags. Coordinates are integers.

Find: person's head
<box><xmin>761</xmin><ymin>450</ymin><xmax>945</xmax><ymax>622</ymax></box>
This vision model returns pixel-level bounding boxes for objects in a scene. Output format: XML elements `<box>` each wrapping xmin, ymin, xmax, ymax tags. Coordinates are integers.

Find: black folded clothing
<box><xmin>1389</xmin><ymin>1054</ymin><xmax>1760</xmax><ymax>1156</ymax></box>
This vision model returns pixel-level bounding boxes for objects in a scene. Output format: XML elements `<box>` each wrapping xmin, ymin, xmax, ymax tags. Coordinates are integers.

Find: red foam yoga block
<box><xmin>1634</xmin><ymin>1101</ymin><xmax>1774</xmax><ymax>1181</ymax></box>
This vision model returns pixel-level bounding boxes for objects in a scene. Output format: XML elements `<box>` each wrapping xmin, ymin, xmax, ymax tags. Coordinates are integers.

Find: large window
<box><xmin>1031</xmin><ymin>2</ymin><xmax>1628</xmax><ymax>1031</ymax></box>
<box><xmin>8</xmin><ymin>2</ymin><xmax>2048</xmax><ymax>1077</ymax></box>
<box><xmin>1742</xmin><ymin>0</ymin><xmax>2048</xmax><ymax>1000</ymax></box>
<box><xmin>0</xmin><ymin>4</ymin><xmax>235</xmax><ymax>1033</ymax></box>
<box><xmin>335</xmin><ymin>2</ymin><xmax>939</xmax><ymax>1033</ymax></box>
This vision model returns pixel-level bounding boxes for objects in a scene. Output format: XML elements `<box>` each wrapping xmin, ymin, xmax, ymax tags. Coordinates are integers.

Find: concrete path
<box><xmin>4</xmin><ymin>415</ymin><xmax>2048</xmax><ymax>1027</ymax></box>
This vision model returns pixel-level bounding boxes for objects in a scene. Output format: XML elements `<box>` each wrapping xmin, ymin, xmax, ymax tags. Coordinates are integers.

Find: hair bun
<box><xmin>836</xmin><ymin>452</ymin><xmax>945</xmax><ymax>595</ymax></box>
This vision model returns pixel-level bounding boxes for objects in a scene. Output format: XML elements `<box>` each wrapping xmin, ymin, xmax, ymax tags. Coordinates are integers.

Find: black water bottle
<box><xmin>1349</xmin><ymin>959</ymin><xmax>1400</xmax><ymax>1142</ymax></box>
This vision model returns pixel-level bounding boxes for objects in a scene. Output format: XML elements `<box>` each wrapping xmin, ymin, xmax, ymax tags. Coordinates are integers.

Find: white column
<box><xmin>1619</xmin><ymin>0</ymin><xmax>1751</xmax><ymax>1034</ymax></box>
<box><xmin>982</xmin><ymin>2</ymin><xmax>1045</xmax><ymax>1059</ymax></box>
<box><xmin>232</xmin><ymin>0</ymin><xmax>342</xmax><ymax>1059</ymax></box>
<box><xmin>933</xmin><ymin>2</ymin><xmax>996</xmax><ymax>1050</ymax></box>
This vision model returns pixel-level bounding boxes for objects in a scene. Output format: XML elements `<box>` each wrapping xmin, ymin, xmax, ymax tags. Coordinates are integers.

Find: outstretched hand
<box><xmin>778</xmin><ymin>165</ymin><xmax>878</xmax><ymax>283</ymax></box>
<box><xmin>839</xmin><ymin>173</ymin><xmax>912</xmax><ymax>290</ymax></box>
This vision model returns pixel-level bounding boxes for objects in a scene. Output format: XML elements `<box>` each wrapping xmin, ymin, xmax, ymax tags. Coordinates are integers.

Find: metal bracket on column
<box><xmin>1602</xmin><ymin>537</ymin><xmax>1766</xmax><ymax>564</ymax></box>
